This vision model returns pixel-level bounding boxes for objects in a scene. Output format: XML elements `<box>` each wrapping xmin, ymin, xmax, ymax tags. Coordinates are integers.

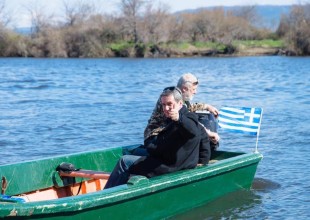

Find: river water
<box><xmin>0</xmin><ymin>57</ymin><xmax>309</xmax><ymax>219</ymax></box>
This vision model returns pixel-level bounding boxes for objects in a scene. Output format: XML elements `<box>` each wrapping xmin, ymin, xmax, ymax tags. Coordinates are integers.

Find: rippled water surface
<box><xmin>0</xmin><ymin>57</ymin><xmax>309</xmax><ymax>219</ymax></box>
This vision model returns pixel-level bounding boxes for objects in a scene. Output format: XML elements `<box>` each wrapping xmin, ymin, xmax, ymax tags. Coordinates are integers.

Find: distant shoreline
<box><xmin>0</xmin><ymin>48</ymin><xmax>291</xmax><ymax>58</ymax></box>
<box><xmin>141</xmin><ymin>47</ymin><xmax>286</xmax><ymax>58</ymax></box>
<box><xmin>95</xmin><ymin>43</ymin><xmax>294</xmax><ymax>58</ymax></box>
<box><xmin>0</xmin><ymin>38</ymin><xmax>298</xmax><ymax>58</ymax></box>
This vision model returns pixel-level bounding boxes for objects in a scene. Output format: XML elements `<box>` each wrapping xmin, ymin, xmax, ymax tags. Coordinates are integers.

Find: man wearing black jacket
<box><xmin>104</xmin><ymin>87</ymin><xmax>211</xmax><ymax>189</ymax></box>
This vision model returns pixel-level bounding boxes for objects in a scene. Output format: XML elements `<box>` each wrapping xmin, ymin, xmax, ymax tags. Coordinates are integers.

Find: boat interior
<box><xmin>2</xmin><ymin>162</ymin><xmax>216</xmax><ymax>203</ymax></box>
<box><xmin>1</xmin><ymin>170</ymin><xmax>111</xmax><ymax>203</ymax></box>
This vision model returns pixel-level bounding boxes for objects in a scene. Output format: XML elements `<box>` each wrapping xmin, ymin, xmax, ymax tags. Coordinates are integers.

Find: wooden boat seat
<box><xmin>59</xmin><ymin>170</ymin><xmax>149</xmax><ymax>185</ymax></box>
<box><xmin>58</xmin><ymin>169</ymin><xmax>110</xmax><ymax>180</ymax></box>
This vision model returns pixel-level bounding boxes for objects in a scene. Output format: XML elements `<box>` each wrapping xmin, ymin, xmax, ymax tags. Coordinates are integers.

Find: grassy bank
<box><xmin>233</xmin><ymin>39</ymin><xmax>284</xmax><ymax>48</ymax></box>
<box><xmin>107</xmin><ymin>39</ymin><xmax>285</xmax><ymax>57</ymax></box>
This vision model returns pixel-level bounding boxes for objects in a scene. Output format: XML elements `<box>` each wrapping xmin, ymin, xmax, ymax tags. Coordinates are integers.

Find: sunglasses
<box><xmin>163</xmin><ymin>86</ymin><xmax>182</xmax><ymax>96</ymax></box>
<box><xmin>184</xmin><ymin>80</ymin><xmax>199</xmax><ymax>86</ymax></box>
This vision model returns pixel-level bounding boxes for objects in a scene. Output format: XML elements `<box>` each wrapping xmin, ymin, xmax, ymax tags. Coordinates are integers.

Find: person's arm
<box><xmin>144</xmin><ymin>97</ymin><xmax>165</xmax><ymax>140</ymax></box>
<box><xmin>175</xmin><ymin>108</ymin><xmax>200</xmax><ymax>138</ymax></box>
<box><xmin>204</xmin><ymin>128</ymin><xmax>220</xmax><ymax>144</ymax></box>
<box><xmin>198</xmin><ymin>128</ymin><xmax>211</xmax><ymax>165</ymax></box>
<box><xmin>189</xmin><ymin>103</ymin><xmax>219</xmax><ymax>117</ymax></box>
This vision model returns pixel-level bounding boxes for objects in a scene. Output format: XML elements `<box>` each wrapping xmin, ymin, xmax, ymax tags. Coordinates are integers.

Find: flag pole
<box><xmin>254</xmin><ymin>108</ymin><xmax>263</xmax><ymax>153</ymax></box>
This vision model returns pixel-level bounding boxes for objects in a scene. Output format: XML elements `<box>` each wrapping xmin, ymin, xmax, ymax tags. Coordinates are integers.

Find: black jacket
<box><xmin>130</xmin><ymin>106</ymin><xmax>211</xmax><ymax>177</ymax></box>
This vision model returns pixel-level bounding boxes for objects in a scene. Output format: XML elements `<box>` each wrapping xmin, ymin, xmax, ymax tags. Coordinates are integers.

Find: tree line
<box><xmin>0</xmin><ymin>0</ymin><xmax>309</xmax><ymax>58</ymax></box>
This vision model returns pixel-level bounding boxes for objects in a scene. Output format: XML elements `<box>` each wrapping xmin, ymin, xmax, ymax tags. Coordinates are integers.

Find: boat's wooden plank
<box><xmin>58</xmin><ymin>169</ymin><xmax>110</xmax><ymax>179</ymax></box>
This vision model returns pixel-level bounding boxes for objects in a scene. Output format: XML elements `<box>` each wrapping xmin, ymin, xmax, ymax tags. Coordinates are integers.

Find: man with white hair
<box><xmin>144</xmin><ymin>73</ymin><xmax>220</xmax><ymax>147</ymax></box>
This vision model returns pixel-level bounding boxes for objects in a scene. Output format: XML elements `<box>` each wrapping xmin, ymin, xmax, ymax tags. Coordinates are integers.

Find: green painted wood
<box><xmin>0</xmin><ymin>145</ymin><xmax>127</xmax><ymax>195</ymax></box>
<box><xmin>0</xmin><ymin>145</ymin><xmax>262</xmax><ymax>219</ymax></box>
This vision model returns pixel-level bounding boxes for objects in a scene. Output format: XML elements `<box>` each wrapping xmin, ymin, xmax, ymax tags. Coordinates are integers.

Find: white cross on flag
<box><xmin>218</xmin><ymin>107</ymin><xmax>263</xmax><ymax>135</ymax></box>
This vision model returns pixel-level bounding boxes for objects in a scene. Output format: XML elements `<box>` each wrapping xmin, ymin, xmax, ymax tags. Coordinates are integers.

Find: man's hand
<box><xmin>206</xmin><ymin>104</ymin><xmax>219</xmax><ymax>117</ymax></box>
<box><xmin>168</xmin><ymin>107</ymin><xmax>180</xmax><ymax>121</ymax></box>
<box><xmin>205</xmin><ymin>128</ymin><xmax>220</xmax><ymax>144</ymax></box>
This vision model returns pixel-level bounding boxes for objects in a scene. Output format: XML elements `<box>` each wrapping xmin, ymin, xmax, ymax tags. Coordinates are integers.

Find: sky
<box><xmin>4</xmin><ymin>0</ymin><xmax>304</xmax><ymax>28</ymax></box>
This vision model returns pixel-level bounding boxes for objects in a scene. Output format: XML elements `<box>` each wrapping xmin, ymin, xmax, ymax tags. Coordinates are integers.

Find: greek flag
<box><xmin>218</xmin><ymin>107</ymin><xmax>263</xmax><ymax>135</ymax></box>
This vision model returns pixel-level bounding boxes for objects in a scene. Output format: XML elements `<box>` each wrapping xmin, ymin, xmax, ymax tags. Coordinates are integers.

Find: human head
<box><xmin>160</xmin><ymin>87</ymin><xmax>183</xmax><ymax>118</ymax></box>
<box><xmin>176</xmin><ymin>73</ymin><xmax>199</xmax><ymax>101</ymax></box>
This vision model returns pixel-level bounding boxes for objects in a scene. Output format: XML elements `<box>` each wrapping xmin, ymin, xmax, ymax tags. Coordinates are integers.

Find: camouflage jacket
<box><xmin>144</xmin><ymin>97</ymin><xmax>206</xmax><ymax>140</ymax></box>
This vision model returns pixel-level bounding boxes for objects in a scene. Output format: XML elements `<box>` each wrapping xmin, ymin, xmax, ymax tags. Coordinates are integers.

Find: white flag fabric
<box><xmin>218</xmin><ymin>107</ymin><xmax>263</xmax><ymax>135</ymax></box>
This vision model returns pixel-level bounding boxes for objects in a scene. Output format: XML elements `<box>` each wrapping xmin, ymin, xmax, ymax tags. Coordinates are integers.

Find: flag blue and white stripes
<box><xmin>218</xmin><ymin>107</ymin><xmax>263</xmax><ymax>135</ymax></box>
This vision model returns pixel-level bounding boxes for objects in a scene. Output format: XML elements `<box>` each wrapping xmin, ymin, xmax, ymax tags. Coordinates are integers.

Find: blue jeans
<box><xmin>130</xmin><ymin>147</ymin><xmax>149</xmax><ymax>156</ymax></box>
<box><xmin>104</xmin><ymin>155</ymin><xmax>142</xmax><ymax>189</ymax></box>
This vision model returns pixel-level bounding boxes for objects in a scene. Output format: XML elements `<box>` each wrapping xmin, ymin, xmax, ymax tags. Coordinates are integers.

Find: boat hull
<box><xmin>0</xmin><ymin>145</ymin><xmax>262</xmax><ymax>219</ymax></box>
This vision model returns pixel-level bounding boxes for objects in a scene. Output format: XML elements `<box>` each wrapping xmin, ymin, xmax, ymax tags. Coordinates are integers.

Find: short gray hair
<box><xmin>177</xmin><ymin>73</ymin><xmax>199</xmax><ymax>88</ymax></box>
<box><xmin>161</xmin><ymin>87</ymin><xmax>183</xmax><ymax>102</ymax></box>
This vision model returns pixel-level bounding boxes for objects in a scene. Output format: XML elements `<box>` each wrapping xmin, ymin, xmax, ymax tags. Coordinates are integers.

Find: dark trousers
<box><xmin>104</xmin><ymin>155</ymin><xmax>142</xmax><ymax>189</ymax></box>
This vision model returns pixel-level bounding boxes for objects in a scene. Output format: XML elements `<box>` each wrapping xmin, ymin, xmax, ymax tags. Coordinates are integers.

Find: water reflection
<box><xmin>170</xmin><ymin>189</ymin><xmax>262</xmax><ymax>220</ymax></box>
<box><xmin>252</xmin><ymin>178</ymin><xmax>281</xmax><ymax>192</ymax></box>
<box><xmin>171</xmin><ymin>178</ymin><xmax>281</xmax><ymax>220</ymax></box>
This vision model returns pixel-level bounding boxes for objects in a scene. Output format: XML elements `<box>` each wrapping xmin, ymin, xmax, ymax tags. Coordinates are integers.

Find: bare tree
<box><xmin>182</xmin><ymin>11</ymin><xmax>211</xmax><ymax>42</ymax></box>
<box><xmin>140</xmin><ymin>2</ymin><xmax>170</xmax><ymax>43</ymax></box>
<box><xmin>232</xmin><ymin>5</ymin><xmax>260</xmax><ymax>26</ymax></box>
<box><xmin>23</xmin><ymin>1</ymin><xmax>54</xmax><ymax>34</ymax></box>
<box><xmin>119</xmin><ymin>0</ymin><xmax>145</xmax><ymax>43</ymax></box>
<box><xmin>198</xmin><ymin>8</ymin><xmax>226</xmax><ymax>42</ymax></box>
<box><xmin>0</xmin><ymin>0</ymin><xmax>12</xmax><ymax>26</ymax></box>
<box><xmin>62</xmin><ymin>0</ymin><xmax>96</xmax><ymax>27</ymax></box>
<box><xmin>164</xmin><ymin>14</ymin><xmax>186</xmax><ymax>42</ymax></box>
<box><xmin>278</xmin><ymin>4</ymin><xmax>310</xmax><ymax>55</ymax></box>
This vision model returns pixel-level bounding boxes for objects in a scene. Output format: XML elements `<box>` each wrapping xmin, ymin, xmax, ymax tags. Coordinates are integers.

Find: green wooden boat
<box><xmin>0</xmin><ymin>144</ymin><xmax>263</xmax><ymax>219</ymax></box>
